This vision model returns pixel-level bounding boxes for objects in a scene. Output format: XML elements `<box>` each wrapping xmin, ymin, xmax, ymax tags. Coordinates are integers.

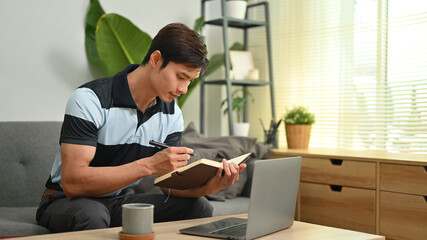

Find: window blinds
<box><xmin>247</xmin><ymin>0</ymin><xmax>427</xmax><ymax>153</ymax></box>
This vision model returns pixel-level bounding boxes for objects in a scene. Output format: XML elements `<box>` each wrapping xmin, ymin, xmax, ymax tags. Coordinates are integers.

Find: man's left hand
<box><xmin>203</xmin><ymin>159</ymin><xmax>247</xmax><ymax>196</ymax></box>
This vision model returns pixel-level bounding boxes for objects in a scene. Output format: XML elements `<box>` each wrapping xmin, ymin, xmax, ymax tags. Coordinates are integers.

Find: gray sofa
<box><xmin>0</xmin><ymin>121</ymin><xmax>271</xmax><ymax>238</ymax></box>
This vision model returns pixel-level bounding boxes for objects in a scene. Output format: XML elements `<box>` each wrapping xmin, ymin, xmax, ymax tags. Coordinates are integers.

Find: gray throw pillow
<box><xmin>182</xmin><ymin>122</ymin><xmax>255</xmax><ymax>201</ymax></box>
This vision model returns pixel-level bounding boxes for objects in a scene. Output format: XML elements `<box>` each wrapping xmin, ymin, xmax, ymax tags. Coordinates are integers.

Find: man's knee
<box><xmin>72</xmin><ymin>201</ymin><xmax>111</xmax><ymax>231</ymax></box>
<box><xmin>188</xmin><ymin>197</ymin><xmax>213</xmax><ymax>219</ymax></box>
<box><xmin>39</xmin><ymin>198</ymin><xmax>111</xmax><ymax>232</ymax></box>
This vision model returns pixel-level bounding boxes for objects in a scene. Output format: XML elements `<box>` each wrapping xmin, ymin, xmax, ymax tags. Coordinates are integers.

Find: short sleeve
<box><xmin>60</xmin><ymin>88</ymin><xmax>104</xmax><ymax>146</ymax></box>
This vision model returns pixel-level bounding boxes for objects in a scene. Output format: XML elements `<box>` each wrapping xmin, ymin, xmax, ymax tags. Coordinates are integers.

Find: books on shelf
<box><xmin>154</xmin><ymin>153</ymin><xmax>252</xmax><ymax>190</ymax></box>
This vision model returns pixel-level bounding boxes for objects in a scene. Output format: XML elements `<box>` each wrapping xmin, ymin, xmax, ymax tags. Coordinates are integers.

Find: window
<box><xmin>248</xmin><ymin>0</ymin><xmax>427</xmax><ymax>153</ymax></box>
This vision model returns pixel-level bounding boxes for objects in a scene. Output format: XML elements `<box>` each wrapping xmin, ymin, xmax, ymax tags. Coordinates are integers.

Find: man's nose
<box><xmin>178</xmin><ymin>83</ymin><xmax>188</xmax><ymax>95</ymax></box>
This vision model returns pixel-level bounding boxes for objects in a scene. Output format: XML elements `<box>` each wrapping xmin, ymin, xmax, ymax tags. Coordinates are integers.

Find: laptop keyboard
<box><xmin>210</xmin><ymin>222</ymin><xmax>247</xmax><ymax>237</ymax></box>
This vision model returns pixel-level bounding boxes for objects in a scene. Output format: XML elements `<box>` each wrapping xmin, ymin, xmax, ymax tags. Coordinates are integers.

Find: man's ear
<box><xmin>150</xmin><ymin>50</ymin><xmax>163</xmax><ymax>68</ymax></box>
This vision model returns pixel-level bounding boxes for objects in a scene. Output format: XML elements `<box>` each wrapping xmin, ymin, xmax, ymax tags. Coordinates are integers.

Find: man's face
<box><xmin>152</xmin><ymin>61</ymin><xmax>200</xmax><ymax>103</ymax></box>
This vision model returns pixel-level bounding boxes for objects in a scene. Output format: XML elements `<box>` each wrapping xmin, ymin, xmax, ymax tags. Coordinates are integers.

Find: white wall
<box><xmin>0</xmin><ymin>0</ymin><xmax>211</xmax><ymax>132</ymax></box>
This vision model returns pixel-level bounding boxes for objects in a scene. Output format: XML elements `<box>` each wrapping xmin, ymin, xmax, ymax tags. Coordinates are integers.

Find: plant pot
<box><xmin>205</xmin><ymin>0</ymin><xmax>247</xmax><ymax>21</ymax></box>
<box><xmin>285</xmin><ymin>124</ymin><xmax>312</xmax><ymax>149</ymax></box>
<box><xmin>226</xmin><ymin>1</ymin><xmax>248</xmax><ymax>19</ymax></box>
<box><xmin>233</xmin><ymin>122</ymin><xmax>250</xmax><ymax>136</ymax></box>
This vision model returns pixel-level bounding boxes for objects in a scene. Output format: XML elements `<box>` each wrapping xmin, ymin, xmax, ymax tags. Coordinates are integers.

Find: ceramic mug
<box><xmin>122</xmin><ymin>203</ymin><xmax>154</xmax><ymax>235</ymax></box>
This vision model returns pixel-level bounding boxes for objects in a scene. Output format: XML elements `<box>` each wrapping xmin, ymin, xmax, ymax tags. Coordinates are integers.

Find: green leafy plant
<box><xmin>221</xmin><ymin>89</ymin><xmax>254</xmax><ymax>123</ymax></box>
<box><xmin>85</xmin><ymin>0</ymin><xmax>244</xmax><ymax>107</ymax></box>
<box><xmin>85</xmin><ymin>0</ymin><xmax>105</xmax><ymax>70</ymax></box>
<box><xmin>85</xmin><ymin>0</ymin><xmax>152</xmax><ymax>76</ymax></box>
<box><xmin>283</xmin><ymin>106</ymin><xmax>315</xmax><ymax>125</ymax></box>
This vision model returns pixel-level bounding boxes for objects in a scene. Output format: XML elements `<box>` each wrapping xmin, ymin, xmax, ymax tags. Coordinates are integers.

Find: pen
<box><xmin>149</xmin><ymin>140</ymin><xmax>196</xmax><ymax>157</ymax></box>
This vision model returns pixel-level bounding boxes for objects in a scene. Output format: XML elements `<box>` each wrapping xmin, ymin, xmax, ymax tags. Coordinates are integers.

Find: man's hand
<box><xmin>160</xmin><ymin>158</ymin><xmax>246</xmax><ymax>198</ymax></box>
<box><xmin>203</xmin><ymin>159</ymin><xmax>247</xmax><ymax>195</ymax></box>
<box><xmin>145</xmin><ymin>147</ymin><xmax>194</xmax><ymax>176</ymax></box>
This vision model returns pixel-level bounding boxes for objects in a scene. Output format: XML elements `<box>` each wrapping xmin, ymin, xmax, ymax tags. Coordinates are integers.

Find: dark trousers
<box><xmin>36</xmin><ymin>190</ymin><xmax>213</xmax><ymax>233</ymax></box>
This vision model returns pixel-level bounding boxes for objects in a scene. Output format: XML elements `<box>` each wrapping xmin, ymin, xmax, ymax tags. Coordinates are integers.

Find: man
<box><xmin>36</xmin><ymin>23</ymin><xmax>246</xmax><ymax>233</ymax></box>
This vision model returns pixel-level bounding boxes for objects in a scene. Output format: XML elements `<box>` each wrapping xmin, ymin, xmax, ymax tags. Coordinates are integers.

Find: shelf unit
<box><xmin>200</xmin><ymin>0</ymin><xmax>275</xmax><ymax>135</ymax></box>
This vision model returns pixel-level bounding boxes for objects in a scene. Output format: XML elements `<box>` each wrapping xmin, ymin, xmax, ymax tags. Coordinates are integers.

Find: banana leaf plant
<box><xmin>85</xmin><ymin>0</ymin><xmax>105</xmax><ymax>71</ymax></box>
<box><xmin>84</xmin><ymin>0</ymin><xmax>243</xmax><ymax>107</ymax></box>
<box><xmin>85</xmin><ymin>0</ymin><xmax>151</xmax><ymax>76</ymax></box>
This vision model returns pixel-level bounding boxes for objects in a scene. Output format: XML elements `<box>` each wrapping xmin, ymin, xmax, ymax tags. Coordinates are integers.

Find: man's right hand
<box><xmin>145</xmin><ymin>147</ymin><xmax>194</xmax><ymax>176</ymax></box>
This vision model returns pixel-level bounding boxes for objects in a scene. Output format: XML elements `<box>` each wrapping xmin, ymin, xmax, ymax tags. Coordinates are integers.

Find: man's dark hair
<box><xmin>141</xmin><ymin>23</ymin><xmax>209</xmax><ymax>77</ymax></box>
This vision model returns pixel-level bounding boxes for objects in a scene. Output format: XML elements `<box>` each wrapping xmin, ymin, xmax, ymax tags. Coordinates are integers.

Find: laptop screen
<box><xmin>180</xmin><ymin>157</ymin><xmax>302</xmax><ymax>240</ymax></box>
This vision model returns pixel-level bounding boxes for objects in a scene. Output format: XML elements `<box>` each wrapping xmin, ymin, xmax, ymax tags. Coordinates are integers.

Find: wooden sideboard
<box><xmin>271</xmin><ymin>148</ymin><xmax>427</xmax><ymax>240</ymax></box>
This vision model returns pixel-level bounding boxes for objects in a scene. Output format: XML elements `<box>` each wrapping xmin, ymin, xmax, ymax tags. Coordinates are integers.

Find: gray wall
<box><xmin>0</xmin><ymin>0</ymin><xmax>226</xmax><ymax>136</ymax></box>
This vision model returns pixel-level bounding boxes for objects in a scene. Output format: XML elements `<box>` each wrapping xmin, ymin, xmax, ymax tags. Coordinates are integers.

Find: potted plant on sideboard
<box><xmin>283</xmin><ymin>106</ymin><xmax>315</xmax><ymax>149</ymax></box>
<box><xmin>221</xmin><ymin>88</ymin><xmax>254</xmax><ymax>136</ymax></box>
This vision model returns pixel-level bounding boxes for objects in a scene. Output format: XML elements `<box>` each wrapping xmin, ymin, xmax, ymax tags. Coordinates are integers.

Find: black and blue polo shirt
<box><xmin>45</xmin><ymin>64</ymin><xmax>184</xmax><ymax>196</ymax></box>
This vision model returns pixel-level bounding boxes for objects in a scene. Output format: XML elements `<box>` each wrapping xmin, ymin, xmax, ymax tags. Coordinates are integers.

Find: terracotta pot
<box><xmin>285</xmin><ymin>124</ymin><xmax>312</xmax><ymax>149</ymax></box>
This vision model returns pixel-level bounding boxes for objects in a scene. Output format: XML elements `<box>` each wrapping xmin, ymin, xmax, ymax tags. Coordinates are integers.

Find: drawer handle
<box><xmin>330</xmin><ymin>159</ymin><xmax>343</xmax><ymax>165</ymax></box>
<box><xmin>424</xmin><ymin>166</ymin><xmax>427</xmax><ymax>173</ymax></box>
<box><xmin>330</xmin><ymin>185</ymin><xmax>343</xmax><ymax>192</ymax></box>
<box><xmin>424</xmin><ymin>196</ymin><xmax>427</xmax><ymax>202</ymax></box>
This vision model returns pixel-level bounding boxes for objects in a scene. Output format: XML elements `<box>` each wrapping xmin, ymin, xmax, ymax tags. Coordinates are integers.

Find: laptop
<box><xmin>180</xmin><ymin>157</ymin><xmax>302</xmax><ymax>240</ymax></box>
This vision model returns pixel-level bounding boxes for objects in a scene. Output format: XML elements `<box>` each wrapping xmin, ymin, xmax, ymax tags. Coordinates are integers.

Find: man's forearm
<box><xmin>62</xmin><ymin>158</ymin><xmax>153</xmax><ymax>199</ymax></box>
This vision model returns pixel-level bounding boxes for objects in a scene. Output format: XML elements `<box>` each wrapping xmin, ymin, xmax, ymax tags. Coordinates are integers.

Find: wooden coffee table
<box><xmin>13</xmin><ymin>214</ymin><xmax>385</xmax><ymax>239</ymax></box>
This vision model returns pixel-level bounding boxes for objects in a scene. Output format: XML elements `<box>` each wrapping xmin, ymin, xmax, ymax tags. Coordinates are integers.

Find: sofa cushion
<box><xmin>181</xmin><ymin>122</ymin><xmax>257</xmax><ymax>161</ymax></box>
<box><xmin>181</xmin><ymin>123</ymin><xmax>255</xmax><ymax>201</ymax></box>
<box><xmin>210</xmin><ymin>197</ymin><xmax>250</xmax><ymax>216</ymax></box>
<box><xmin>0</xmin><ymin>207</ymin><xmax>50</xmax><ymax>237</ymax></box>
<box><xmin>240</xmin><ymin>158</ymin><xmax>257</xmax><ymax>198</ymax></box>
<box><xmin>0</xmin><ymin>122</ymin><xmax>62</xmax><ymax>207</ymax></box>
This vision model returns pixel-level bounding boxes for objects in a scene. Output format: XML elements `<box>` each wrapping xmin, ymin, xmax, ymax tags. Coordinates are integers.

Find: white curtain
<box><xmin>247</xmin><ymin>0</ymin><xmax>427</xmax><ymax>153</ymax></box>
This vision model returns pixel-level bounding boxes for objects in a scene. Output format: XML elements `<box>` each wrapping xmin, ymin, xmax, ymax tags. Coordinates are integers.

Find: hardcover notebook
<box><xmin>180</xmin><ymin>157</ymin><xmax>302</xmax><ymax>240</ymax></box>
<box><xmin>154</xmin><ymin>153</ymin><xmax>251</xmax><ymax>190</ymax></box>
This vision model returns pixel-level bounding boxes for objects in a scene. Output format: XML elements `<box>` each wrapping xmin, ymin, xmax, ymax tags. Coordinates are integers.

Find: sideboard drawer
<box><xmin>381</xmin><ymin>163</ymin><xmax>427</xmax><ymax>195</ymax></box>
<box><xmin>300</xmin><ymin>182</ymin><xmax>376</xmax><ymax>233</ymax></box>
<box><xmin>380</xmin><ymin>191</ymin><xmax>427</xmax><ymax>240</ymax></box>
<box><xmin>301</xmin><ymin>157</ymin><xmax>376</xmax><ymax>189</ymax></box>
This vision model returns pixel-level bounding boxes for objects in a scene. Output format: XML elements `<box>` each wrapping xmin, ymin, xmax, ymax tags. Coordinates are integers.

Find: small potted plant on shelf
<box><xmin>283</xmin><ymin>106</ymin><xmax>315</xmax><ymax>149</ymax></box>
<box><xmin>221</xmin><ymin>88</ymin><xmax>254</xmax><ymax>136</ymax></box>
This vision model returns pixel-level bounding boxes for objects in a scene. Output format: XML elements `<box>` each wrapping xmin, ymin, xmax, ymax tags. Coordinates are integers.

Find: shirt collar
<box><xmin>111</xmin><ymin>64</ymin><xmax>163</xmax><ymax>111</ymax></box>
<box><xmin>112</xmin><ymin>64</ymin><xmax>140</xmax><ymax>108</ymax></box>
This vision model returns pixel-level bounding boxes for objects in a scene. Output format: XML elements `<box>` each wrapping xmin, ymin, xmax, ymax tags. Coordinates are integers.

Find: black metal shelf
<box><xmin>200</xmin><ymin>1</ymin><xmax>275</xmax><ymax>136</ymax></box>
<box><xmin>204</xmin><ymin>18</ymin><xmax>266</xmax><ymax>29</ymax></box>
<box><xmin>204</xmin><ymin>79</ymin><xmax>271</xmax><ymax>86</ymax></box>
